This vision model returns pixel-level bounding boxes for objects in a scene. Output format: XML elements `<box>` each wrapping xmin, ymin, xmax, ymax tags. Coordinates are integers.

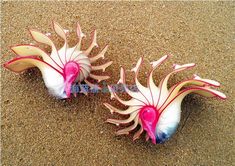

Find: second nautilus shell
<box><xmin>104</xmin><ymin>55</ymin><xmax>226</xmax><ymax>144</ymax></box>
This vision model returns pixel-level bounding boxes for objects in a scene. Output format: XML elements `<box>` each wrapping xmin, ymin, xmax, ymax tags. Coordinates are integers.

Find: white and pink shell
<box><xmin>4</xmin><ymin>21</ymin><xmax>112</xmax><ymax>99</ymax></box>
<box><xmin>104</xmin><ymin>55</ymin><xmax>226</xmax><ymax>144</ymax></box>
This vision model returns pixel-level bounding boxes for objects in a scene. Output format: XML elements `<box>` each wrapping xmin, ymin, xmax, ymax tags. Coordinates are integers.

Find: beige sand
<box><xmin>1</xmin><ymin>1</ymin><xmax>234</xmax><ymax>165</ymax></box>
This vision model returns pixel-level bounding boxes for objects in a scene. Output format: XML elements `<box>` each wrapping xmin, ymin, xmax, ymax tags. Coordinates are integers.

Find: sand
<box><xmin>1</xmin><ymin>1</ymin><xmax>234</xmax><ymax>165</ymax></box>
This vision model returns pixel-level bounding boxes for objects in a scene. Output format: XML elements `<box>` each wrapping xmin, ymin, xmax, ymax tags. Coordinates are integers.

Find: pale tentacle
<box><xmin>76</xmin><ymin>22</ymin><xmax>85</xmax><ymax>50</ymax></box>
<box><xmin>89</xmin><ymin>45</ymin><xmax>108</xmax><ymax>63</ymax></box>
<box><xmin>3</xmin><ymin>56</ymin><xmax>63</xmax><ymax>76</ymax></box>
<box><xmin>116</xmin><ymin>117</ymin><xmax>139</xmax><ymax>135</ymax></box>
<box><xmin>91</xmin><ymin>61</ymin><xmax>113</xmax><ymax>72</ymax></box>
<box><xmin>106</xmin><ymin>111</ymin><xmax>138</xmax><ymax>125</ymax></box>
<box><xmin>148</xmin><ymin>55</ymin><xmax>169</xmax><ymax>106</ymax></box>
<box><xmin>53</xmin><ymin>21</ymin><xmax>67</xmax><ymax>42</ymax></box>
<box><xmin>10</xmin><ymin>45</ymin><xmax>62</xmax><ymax>71</ymax></box>
<box><xmin>53</xmin><ymin>21</ymin><xmax>68</xmax><ymax>63</ymax></box>
<box><xmin>118</xmin><ymin>67</ymin><xmax>149</xmax><ymax>105</ymax></box>
<box><xmin>193</xmin><ymin>74</ymin><xmax>220</xmax><ymax>87</ymax></box>
<box><xmin>83</xmin><ymin>30</ymin><xmax>98</xmax><ymax>56</ymax></box>
<box><xmin>68</xmin><ymin>22</ymin><xmax>85</xmax><ymax>61</ymax></box>
<box><xmin>108</xmin><ymin>85</ymin><xmax>144</xmax><ymax>106</ymax></box>
<box><xmin>104</xmin><ymin>103</ymin><xmax>141</xmax><ymax>115</ymax></box>
<box><xmin>29</xmin><ymin>29</ymin><xmax>64</xmax><ymax>67</ymax></box>
<box><xmin>90</xmin><ymin>73</ymin><xmax>110</xmax><ymax>82</ymax></box>
<box><xmin>131</xmin><ymin>57</ymin><xmax>153</xmax><ymax>105</ymax></box>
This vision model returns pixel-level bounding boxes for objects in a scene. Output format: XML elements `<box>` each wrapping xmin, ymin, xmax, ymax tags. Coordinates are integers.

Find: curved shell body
<box><xmin>104</xmin><ymin>55</ymin><xmax>226</xmax><ymax>144</ymax></box>
<box><xmin>4</xmin><ymin>21</ymin><xmax>112</xmax><ymax>99</ymax></box>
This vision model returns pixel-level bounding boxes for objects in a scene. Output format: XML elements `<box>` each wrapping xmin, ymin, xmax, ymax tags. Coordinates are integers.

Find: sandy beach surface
<box><xmin>1</xmin><ymin>1</ymin><xmax>234</xmax><ymax>165</ymax></box>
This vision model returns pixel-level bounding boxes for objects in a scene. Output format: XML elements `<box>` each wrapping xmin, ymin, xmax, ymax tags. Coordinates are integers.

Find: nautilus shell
<box><xmin>4</xmin><ymin>21</ymin><xmax>112</xmax><ymax>99</ymax></box>
<box><xmin>104</xmin><ymin>55</ymin><xmax>226</xmax><ymax>144</ymax></box>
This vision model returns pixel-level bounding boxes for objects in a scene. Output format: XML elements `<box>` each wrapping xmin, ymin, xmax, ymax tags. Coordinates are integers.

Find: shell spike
<box><xmin>84</xmin><ymin>29</ymin><xmax>98</xmax><ymax>56</ymax></box>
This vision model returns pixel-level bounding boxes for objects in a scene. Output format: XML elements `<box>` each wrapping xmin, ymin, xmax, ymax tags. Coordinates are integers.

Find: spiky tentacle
<box><xmin>107</xmin><ymin>85</ymin><xmax>144</xmax><ymax>107</ymax></box>
<box><xmin>131</xmin><ymin>57</ymin><xmax>153</xmax><ymax>105</ymax></box>
<box><xmin>29</xmin><ymin>29</ymin><xmax>64</xmax><ymax>67</ymax></box>
<box><xmin>10</xmin><ymin>45</ymin><xmax>63</xmax><ymax>71</ymax></box>
<box><xmin>4</xmin><ymin>56</ymin><xmax>63</xmax><ymax>76</ymax></box>
<box><xmin>148</xmin><ymin>55</ymin><xmax>169</xmax><ymax>106</ymax></box>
